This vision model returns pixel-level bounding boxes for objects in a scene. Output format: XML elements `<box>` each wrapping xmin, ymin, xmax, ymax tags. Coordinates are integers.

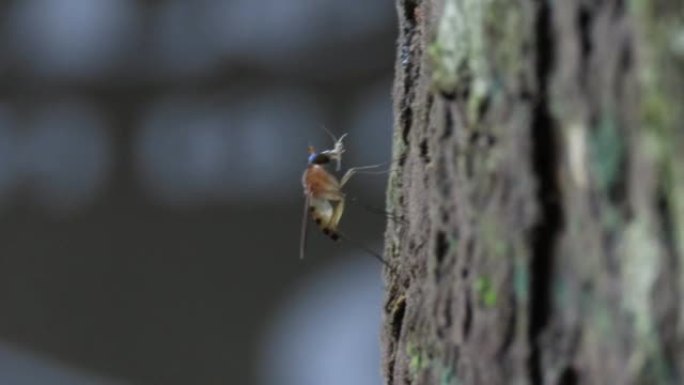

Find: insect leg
<box><xmin>339</xmin><ymin>163</ymin><xmax>384</xmax><ymax>187</ymax></box>
<box><xmin>300</xmin><ymin>195</ymin><xmax>310</xmax><ymax>260</ymax></box>
<box><xmin>338</xmin><ymin>232</ymin><xmax>395</xmax><ymax>273</ymax></box>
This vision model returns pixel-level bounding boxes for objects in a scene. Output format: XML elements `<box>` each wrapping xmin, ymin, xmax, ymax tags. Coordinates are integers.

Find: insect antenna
<box><xmin>318</xmin><ymin>126</ymin><xmax>347</xmax><ymax>171</ymax></box>
<box><xmin>321</xmin><ymin>125</ymin><xmax>338</xmax><ymax>143</ymax></box>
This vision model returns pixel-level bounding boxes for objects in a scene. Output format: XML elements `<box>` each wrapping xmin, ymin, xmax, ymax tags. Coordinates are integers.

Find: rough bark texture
<box><xmin>382</xmin><ymin>0</ymin><xmax>684</xmax><ymax>384</ymax></box>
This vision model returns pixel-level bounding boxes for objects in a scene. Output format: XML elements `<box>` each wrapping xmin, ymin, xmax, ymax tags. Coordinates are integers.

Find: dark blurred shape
<box><xmin>206</xmin><ymin>0</ymin><xmax>394</xmax><ymax>72</ymax></box>
<box><xmin>150</xmin><ymin>0</ymin><xmax>221</xmax><ymax>77</ymax></box>
<box><xmin>23</xmin><ymin>100</ymin><xmax>112</xmax><ymax>212</ymax></box>
<box><xmin>0</xmin><ymin>108</ymin><xmax>19</xmax><ymax>207</ymax></box>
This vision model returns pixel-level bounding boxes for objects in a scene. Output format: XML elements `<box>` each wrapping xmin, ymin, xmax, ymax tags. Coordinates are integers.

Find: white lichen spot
<box><xmin>429</xmin><ymin>0</ymin><xmax>467</xmax><ymax>93</ymax></box>
<box><xmin>567</xmin><ymin>122</ymin><xmax>588</xmax><ymax>189</ymax></box>
<box><xmin>620</xmin><ymin>219</ymin><xmax>662</xmax><ymax>374</ymax></box>
<box><xmin>669</xmin><ymin>28</ymin><xmax>684</xmax><ymax>59</ymax></box>
<box><xmin>622</xmin><ymin>220</ymin><xmax>660</xmax><ymax>336</ymax></box>
<box><xmin>466</xmin><ymin>76</ymin><xmax>489</xmax><ymax>124</ymax></box>
<box><xmin>429</xmin><ymin>0</ymin><xmax>493</xmax><ymax>95</ymax></box>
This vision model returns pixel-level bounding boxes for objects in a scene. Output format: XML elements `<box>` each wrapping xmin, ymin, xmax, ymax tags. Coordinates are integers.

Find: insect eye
<box><xmin>308</xmin><ymin>153</ymin><xmax>330</xmax><ymax>165</ymax></box>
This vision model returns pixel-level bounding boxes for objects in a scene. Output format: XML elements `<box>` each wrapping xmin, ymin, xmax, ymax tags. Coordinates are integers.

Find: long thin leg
<box><xmin>299</xmin><ymin>195</ymin><xmax>310</xmax><ymax>260</ymax></box>
<box><xmin>336</xmin><ymin>230</ymin><xmax>395</xmax><ymax>273</ymax></box>
<box><xmin>347</xmin><ymin>196</ymin><xmax>406</xmax><ymax>224</ymax></box>
<box><xmin>339</xmin><ymin>163</ymin><xmax>385</xmax><ymax>187</ymax></box>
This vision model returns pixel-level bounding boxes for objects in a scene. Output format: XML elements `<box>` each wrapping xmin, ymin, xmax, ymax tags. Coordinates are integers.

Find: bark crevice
<box><xmin>528</xmin><ymin>0</ymin><xmax>562</xmax><ymax>384</ymax></box>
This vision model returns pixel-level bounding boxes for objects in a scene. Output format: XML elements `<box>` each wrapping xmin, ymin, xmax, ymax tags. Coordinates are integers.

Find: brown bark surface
<box><xmin>382</xmin><ymin>0</ymin><xmax>684</xmax><ymax>384</ymax></box>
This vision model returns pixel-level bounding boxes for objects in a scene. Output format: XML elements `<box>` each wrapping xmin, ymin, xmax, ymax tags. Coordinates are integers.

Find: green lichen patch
<box><xmin>478</xmin><ymin>213</ymin><xmax>508</xmax><ymax>259</ymax></box>
<box><xmin>438</xmin><ymin>364</ymin><xmax>460</xmax><ymax>385</ymax></box>
<box><xmin>513</xmin><ymin>257</ymin><xmax>529</xmax><ymax>303</ymax></box>
<box><xmin>589</xmin><ymin>111</ymin><xmax>624</xmax><ymax>193</ymax></box>
<box><xmin>474</xmin><ymin>276</ymin><xmax>498</xmax><ymax>307</ymax></box>
<box><xmin>407</xmin><ymin>341</ymin><xmax>432</xmax><ymax>376</ymax></box>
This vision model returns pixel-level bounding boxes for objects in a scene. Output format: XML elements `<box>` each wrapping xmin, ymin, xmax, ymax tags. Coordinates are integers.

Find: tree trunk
<box><xmin>382</xmin><ymin>0</ymin><xmax>684</xmax><ymax>384</ymax></box>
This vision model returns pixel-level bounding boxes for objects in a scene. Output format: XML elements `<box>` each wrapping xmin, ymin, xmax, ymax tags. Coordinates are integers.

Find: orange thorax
<box><xmin>302</xmin><ymin>165</ymin><xmax>341</xmax><ymax>199</ymax></box>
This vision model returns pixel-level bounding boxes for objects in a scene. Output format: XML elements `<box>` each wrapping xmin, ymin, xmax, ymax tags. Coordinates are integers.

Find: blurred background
<box><xmin>0</xmin><ymin>0</ymin><xmax>395</xmax><ymax>384</ymax></box>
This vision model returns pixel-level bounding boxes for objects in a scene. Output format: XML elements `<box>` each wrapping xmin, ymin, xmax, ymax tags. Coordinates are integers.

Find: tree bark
<box><xmin>382</xmin><ymin>0</ymin><xmax>684</xmax><ymax>384</ymax></box>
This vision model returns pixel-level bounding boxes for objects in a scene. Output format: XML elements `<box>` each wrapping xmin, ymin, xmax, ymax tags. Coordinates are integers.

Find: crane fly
<box><xmin>300</xmin><ymin>132</ymin><xmax>393</xmax><ymax>270</ymax></box>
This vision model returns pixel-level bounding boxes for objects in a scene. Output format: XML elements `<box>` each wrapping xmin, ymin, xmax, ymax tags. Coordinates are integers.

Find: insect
<box><xmin>300</xmin><ymin>132</ymin><xmax>393</xmax><ymax>269</ymax></box>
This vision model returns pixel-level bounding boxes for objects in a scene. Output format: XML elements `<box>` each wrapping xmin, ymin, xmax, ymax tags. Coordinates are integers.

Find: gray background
<box><xmin>0</xmin><ymin>0</ymin><xmax>395</xmax><ymax>384</ymax></box>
